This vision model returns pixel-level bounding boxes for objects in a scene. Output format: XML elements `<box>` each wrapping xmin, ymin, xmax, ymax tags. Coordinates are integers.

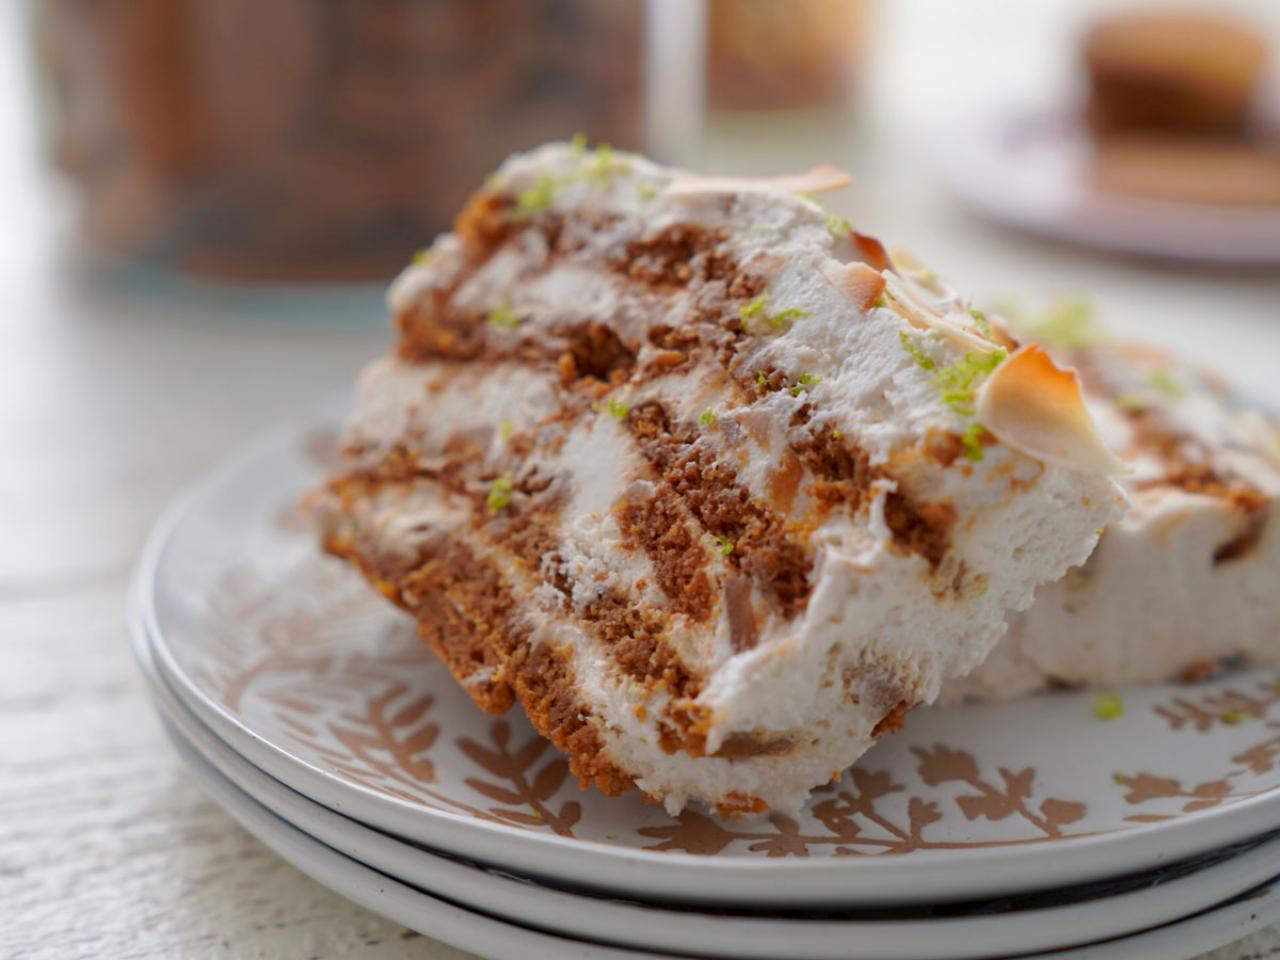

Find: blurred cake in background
<box><xmin>1083</xmin><ymin>10</ymin><xmax>1270</xmax><ymax>139</ymax></box>
<box><xmin>1081</xmin><ymin>7</ymin><xmax>1280</xmax><ymax>207</ymax></box>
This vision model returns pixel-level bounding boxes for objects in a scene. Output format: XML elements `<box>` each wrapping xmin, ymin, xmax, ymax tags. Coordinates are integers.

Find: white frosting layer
<box><xmin>946</xmin><ymin>341</ymin><xmax>1280</xmax><ymax>703</ymax></box>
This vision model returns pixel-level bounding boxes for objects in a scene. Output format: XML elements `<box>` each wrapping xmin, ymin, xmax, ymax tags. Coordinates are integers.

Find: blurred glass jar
<box><xmin>705</xmin><ymin>0</ymin><xmax>870</xmax><ymax>113</ymax></box>
<box><xmin>38</xmin><ymin>0</ymin><xmax>645</xmax><ymax>282</ymax></box>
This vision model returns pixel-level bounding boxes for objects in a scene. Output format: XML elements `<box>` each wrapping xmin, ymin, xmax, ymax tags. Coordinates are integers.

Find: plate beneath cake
<box><xmin>134</xmin><ymin>399</ymin><xmax>1280</xmax><ymax>908</ymax></box>
<box><xmin>135</xmin><ymin>610</ymin><xmax>1280</xmax><ymax>960</ymax></box>
<box><xmin>159</xmin><ymin>706</ymin><xmax>1280</xmax><ymax>960</ymax></box>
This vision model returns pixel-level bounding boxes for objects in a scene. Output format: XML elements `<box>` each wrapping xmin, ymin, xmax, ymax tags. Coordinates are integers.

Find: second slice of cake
<box><xmin>317</xmin><ymin>143</ymin><xmax>1126</xmax><ymax>814</ymax></box>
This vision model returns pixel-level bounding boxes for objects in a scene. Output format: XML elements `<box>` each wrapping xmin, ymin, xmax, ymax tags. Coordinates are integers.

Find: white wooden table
<box><xmin>3</xmin><ymin>2</ymin><xmax>1280</xmax><ymax>958</ymax></box>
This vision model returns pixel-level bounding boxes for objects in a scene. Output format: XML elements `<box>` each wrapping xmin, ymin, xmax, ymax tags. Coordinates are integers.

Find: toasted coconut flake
<box><xmin>667</xmin><ymin>164</ymin><xmax>852</xmax><ymax>198</ymax></box>
<box><xmin>827</xmin><ymin>262</ymin><xmax>886</xmax><ymax>312</ymax></box>
<box><xmin>882</xmin><ymin>274</ymin><xmax>995</xmax><ymax>354</ymax></box>
<box><xmin>976</xmin><ymin>344</ymin><xmax>1128</xmax><ymax>475</ymax></box>
<box><xmin>852</xmin><ymin>231</ymin><xmax>890</xmax><ymax>270</ymax></box>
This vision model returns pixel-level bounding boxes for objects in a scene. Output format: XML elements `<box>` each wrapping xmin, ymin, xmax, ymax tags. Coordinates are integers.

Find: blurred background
<box><xmin>3</xmin><ymin>0</ymin><xmax>1280</xmax><ymax>584</ymax></box>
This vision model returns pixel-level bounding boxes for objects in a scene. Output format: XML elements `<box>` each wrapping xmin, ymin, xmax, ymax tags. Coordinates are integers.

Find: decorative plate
<box><xmin>137</xmin><ymin>620</ymin><xmax>1280</xmax><ymax>960</ymax></box>
<box><xmin>942</xmin><ymin>107</ymin><xmax>1280</xmax><ymax>267</ymax></box>
<box><xmin>165</xmin><ymin>718</ymin><xmax>1280</xmax><ymax>960</ymax></box>
<box><xmin>134</xmin><ymin>400</ymin><xmax>1280</xmax><ymax>906</ymax></box>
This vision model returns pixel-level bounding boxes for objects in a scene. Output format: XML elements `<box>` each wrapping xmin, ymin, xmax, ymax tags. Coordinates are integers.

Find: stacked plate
<box><xmin>131</xmin><ymin>402</ymin><xmax>1280</xmax><ymax>960</ymax></box>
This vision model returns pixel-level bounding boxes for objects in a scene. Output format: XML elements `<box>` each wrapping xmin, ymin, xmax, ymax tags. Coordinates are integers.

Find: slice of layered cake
<box><xmin>316</xmin><ymin>142</ymin><xmax>1125</xmax><ymax>814</ymax></box>
<box><xmin>947</xmin><ymin>324</ymin><xmax>1280</xmax><ymax>702</ymax></box>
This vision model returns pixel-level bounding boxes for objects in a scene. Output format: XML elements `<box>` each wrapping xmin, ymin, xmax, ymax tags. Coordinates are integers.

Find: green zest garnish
<box><xmin>499</xmin><ymin>419</ymin><xmax>514</xmax><ymax>440</ymax></box>
<box><xmin>636</xmin><ymin>183</ymin><xmax>658</xmax><ymax>202</ymax></box>
<box><xmin>570</xmin><ymin>131</ymin><xmax>588</xmax><ymax>155</ymax></box>
<box><xmin>791</xmin><ymin>373</ymin><xmax>821</xmax><ymax>396</ymax></box>
<box><xmin>513</xmin><ymin>173</ymin><xmax>559</xmax><ymax>218</ymax></box>
<box><xmin>583</xmin><ymin>143</ymin><xmax>624</xmax><ymax>185</ymax></box>
<box><xmin>738</xmin><ymin>295</ymin><xmax>807</xmax><ymax>332</ymax></box>
<box><xmin>968</xmin><ymin>307</ymin><xmax>992</xmax><ymax>338</ymax></box>
<box><xmin>872</xmin><ymin>295</ymin><xmax>887</xmax><ymax>309</ymax></box>
<box><xmin>932</xmin><ymin>348</ymin><xmax>1008</xmax><ymax>417</ymax></box>
<box><xmin>771</xmin><ymin>307</ymin><xmax>809</xmax><ymax>330</ymax></box>
<box><xmin>756</xmin><ymin>371</ymin><xmax>770</xmax><ymax>388</ymax></box>
<box><xmin>1115</xmin><ymin>393</ymin><xmax>1147</xmax><ymax>413</ymax></box>
<box><xmin>1094</xmin><ymin>691</ymin><xmax>1124</xmax><ymax>721</ymax></box>
<box><xmin>740</xmin><ymin>297</ymin><xmax>767</xmax><ymax>323</ymax></box>
<box><xmin>488</xmin><ymin>304</ymin><xmax>521</xmax><ymax>328</ymax></box>
<box><xmin>699</xmin><ymin>407</ymin><xmax>717</xmax><ymax>428</ymax></box>
<box><xmin>899</xmin><ymin>330</ymin><xmax>937</xmax><ymax>372</ymax></box>
<box><xmin>1220</xmin><ymin>709</ymin><xmax>1249</xmax><ymax>725</ymax></box>
<box><xmin>412</xmin><ymin>248</ymin><xmax>431</xmax><ymax>267</ymax></box>
<box><xmin>797</xmin><ymin>190</ymin><xmax>853</xmax><ymax>241</ymax></box>
<box><xmin>711</xmin><ymin>534</ymin><xmax>734</xmax><ymax>557</ymax></box>
<box><xmin>961</xmin><ymin>422</ymin><xmax>988</xmax><ymax>462</ymax></box>
<box><xmin>824</xmin><ymin>211</ymin><xmax>852</xmax><ymax>241</ymax></box>
<box><xmin>487</xmin><ymin>474</ymin><xmax>515</xmax><ymax>514</ymax></box>
<box><xmin>832</xmin><ymin>428</ymin><xmax>843</xmax><ymax>440</ymax></box>
<box><xmin>901</xmin><ymin>330</ymin><xmax>1007</xmax><ymax>456</ymax></box>
<box><xmin>606</xmin><ymin>399</ymin><xmax>630</xmax><ymax>420</ymax></box>
<box><xmin>1147</xmin><ymin>369</ymin><xmax>1186</xmax><ymax>401</ymax></box>
<box><xmin>1024</xmin><ymin>297</ymin><xmax>1101</xmax><ymax>350</ymax></box>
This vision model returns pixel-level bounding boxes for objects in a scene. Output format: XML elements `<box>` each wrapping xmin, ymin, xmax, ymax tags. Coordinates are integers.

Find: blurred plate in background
<box><xmin>943</xmin><ymin>108</ymin><xmax>1280</xmax><ymax>267</ymax></box>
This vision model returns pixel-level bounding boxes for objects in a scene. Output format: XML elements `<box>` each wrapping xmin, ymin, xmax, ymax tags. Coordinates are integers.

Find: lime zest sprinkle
<box><xmin>899</xmin><ymin>330</ymin><xmax>937</xmax><ymax>372</ymax></box>
<box><xmin>791</xmin><ymin>373</ymin><xmax>821</xmax><ymax>396</ymax></box>
<box><xmin>1024</xmin><ymin>297</ymin><xmax>1101</xmax><ymax>350</ymax></box>
<box><xmin>1220</xmin><ymin>709</ymin><xmax>1250</xmax><ymax>725</ymax></box>
<box><xmin>711</xmin><ymin>534</ymin><xmax>734</xmax><ymax>557</ymax></box>
<box><xmin>1113</xmin><ymin>772</ymin><xmax>1127</xmax><ymax>785</ymax></box>
<box><xmin>636</xmin><ymin>183</ymin><xmax>658</xmax><ymax>202</ymax></box>
<box><xmin>499</xmin><ymin>419</ymin><xmax>514</xmax><ymax>440</ymax></box>
<box><xmin>932</xmin><ymin>348</ymin><xmax>1008</xmax><ymax>417</ymax></box>
<box><xmin>699</xmin><ymin>407</ymin><xmax>717</xmax><ymax>428</ymax></box>
<box><xmin>832</xmin><ymin>428</ymin><xmax>843</xmax><ymax>440</ymax></box>
<box><xmin>1094</xmin><ymin>691</ymin><xmax>1124</xmax><ymax>721</ymax></box>
<box><xmin>872</xmin><ymin>295</ymin><xmax>887</xmax><ymax>309</ymax></box>
<box><xmin>739</xmin><ymin>295</ymin><xmax>807</xmax><ymax>332</ymax></box>
<box><xmin>824</xmin><ymin>211</ymin><xmax>853</xmax><ymax>241</ymax></box>
<box><xmin>513</xmin><ymin>173</ymin><xmax>560</xmax><ymax>218</ymax></box>
<box><xmin>771</xmin><ymin>307</ymin><xmax>809</xmax><ymax>330</ymax></box>
<box><xmin>606</xmin><ymin>399</ymin><xmax>630</xmax><ymax>420</ymax></box>
<box><xmin>756</xmin><ymin>371</ymin><xmax>770</xmax><ymax>388</ymax></box>
<box><xmin>569</xmin><ymin>131</ymin><xmax>588</xmax><ymax>155</ymax></box>
<box><xmin>1115</xmin><ymin>393</ymin><xmax>1147</xmax><ymax>413</ymax></box>
<box><xmin>1147</xmin><ymin>369</ymin><xmax>1187</xmax><ymax>401</ymax></box>
<box><xmin>583</xmin><ymin>143</ymin><xmax>624</xmax><ymax>185</ymax></box>
<box><xmin>488</xmin><ymin>303</ymin><xmax>521</xmax><ymax>328</ymax></box>
<box><xmin>487</xmin><ymin>474</ymin><xmax>515</xmax><ymax>514</ymax></box>
<box><xmin>412</xmin><ymin>248</ymin><xmax>431</xmax><ymax>267</ymax></box>
<box><xmin>739</xmin><ymin>296</ymin><xmax>767</xmax><ymax>322</ymax></box>
<box><xmin>968</xmin><ymin>307</ymin><xmax>992</xmax><ymax>338</ymax></box>
<box><xmin>961</xmin><ymin>422</ymin><xmax>988</xmax><ymax>462</ymax></box>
